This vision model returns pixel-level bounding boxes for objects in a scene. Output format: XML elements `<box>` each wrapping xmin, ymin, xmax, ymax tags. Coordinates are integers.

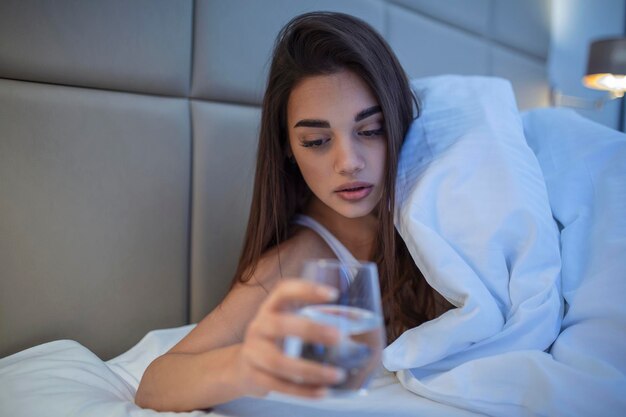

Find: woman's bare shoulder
<box><xmin>168</xmin><ymin>226</ymin><xmax>336</xmax><ymax>353</ymax></box>
<box><xmin>251</xmin><ymin>225</ymin><xmax>336</xmax><ymax>288</ymax></box>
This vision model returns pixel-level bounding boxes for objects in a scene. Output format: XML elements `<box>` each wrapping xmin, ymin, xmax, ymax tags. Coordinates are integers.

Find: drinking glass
<box><xmin>284</xmin><ymin>259</ymin><xmax>386</xmax><ymax>396</ymax></box>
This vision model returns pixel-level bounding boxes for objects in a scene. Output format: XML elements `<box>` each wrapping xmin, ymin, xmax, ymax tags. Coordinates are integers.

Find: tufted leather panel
<box><xmin>387</xmin><ymin>5</ymin><xmax>490</xmax><ymax>78</ymax></box>
<box><xmin>191</xmin><ymin>0</ymin><xmax>385</xmax><ymax>105</ymax></box>
<box><xmin>189</xmin><ymin>101</ymin><xmax>260</xmax><ymax>322</ymax></box>
<box><xmin>492</xmin><ymin>46</ymin><xmax>550</xmax><ymax>109</ymax></box>
<box><xmin>0</xmin><ymin>79</ymin><xmax>190</xmax><ymax>359</ymax></box>
<box><xmin>0</xmin><ymin>0</ymin><xmax>193</xmax><ymax>96</ymax></box>
<box><xmin>389</xmin><ymin>0</ymin><xmax>492</xmax><ymax>35</ymax></box>
<box><xmin>493</xmin><ymin>0</ymin><xmax>552</xmax><ymax>59</ymax></box>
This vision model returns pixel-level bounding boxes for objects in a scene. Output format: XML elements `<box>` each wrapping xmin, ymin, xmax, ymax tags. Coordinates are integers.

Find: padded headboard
<box><xmin>0</xmin><ymin>0</ymin><xmax>551</xmax><ymax>359</ymax></box>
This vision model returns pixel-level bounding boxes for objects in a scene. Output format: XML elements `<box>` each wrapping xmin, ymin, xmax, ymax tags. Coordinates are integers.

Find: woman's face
<box><xmin>287</xmin><ymin>70</ymin><xmax>386</xmax><ymax>219</ymax></box>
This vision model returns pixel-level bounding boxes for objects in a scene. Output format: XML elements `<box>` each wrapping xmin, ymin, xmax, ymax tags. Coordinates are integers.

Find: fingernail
<box><xmin>334</xmin><ymin>368</ymin><xmax>347</xmax><ymax>383</ymax></box>
<box><xmin>317</xmin><ymin>286</ymin><xmax>338</xmax><ymax>300</ymax></box>
<box><xmin>314</xmin><ymin>387</ymin><xmax>328</xmax><ymax>398</ymax></box>
<box><xmin>325</xmin><ymin>327</ymin><xmax>341</xmax><ymax>342</ymax></box>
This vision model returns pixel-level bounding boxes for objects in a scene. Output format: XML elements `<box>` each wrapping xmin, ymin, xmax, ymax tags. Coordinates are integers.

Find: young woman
<box><xmin>135</xmin><ymin>11</ymin><xmax>451</xmax><ymax>412</ymax></box>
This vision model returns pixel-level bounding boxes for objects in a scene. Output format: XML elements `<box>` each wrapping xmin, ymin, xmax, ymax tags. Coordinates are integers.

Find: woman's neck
<box><xmin>303</xmin><ymin>197</ymin><xmax>379</xmax><ymax>261</ymax></box>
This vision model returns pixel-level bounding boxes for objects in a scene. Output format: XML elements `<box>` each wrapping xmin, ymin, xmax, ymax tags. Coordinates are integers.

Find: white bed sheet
<box><xmin>0</xmin><ymin>325</ymin><xmax>486</xmax><ymax>417</ymax></box>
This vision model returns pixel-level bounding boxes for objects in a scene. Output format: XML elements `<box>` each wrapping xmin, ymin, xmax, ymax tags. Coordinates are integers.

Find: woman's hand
<box><xmin>235</xmin><ymin>279</ymin><xmax>346</xmax><ymax>399</ymax></box>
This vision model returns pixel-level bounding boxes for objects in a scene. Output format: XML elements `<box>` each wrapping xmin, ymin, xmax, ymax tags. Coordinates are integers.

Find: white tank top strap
<box><xmin>292</xmin><ymin>214</ymin><xmax>359</xmax><ymax>264</ymax></box>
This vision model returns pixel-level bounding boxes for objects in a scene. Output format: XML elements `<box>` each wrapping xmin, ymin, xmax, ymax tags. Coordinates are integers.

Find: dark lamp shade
<box><xmin>583</xmin><ymin>37</ymin><xmax>626</xmax><ymax>94</ymax></box>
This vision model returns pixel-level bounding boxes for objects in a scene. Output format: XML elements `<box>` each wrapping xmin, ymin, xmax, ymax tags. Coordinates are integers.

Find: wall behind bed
<box><xmin>0</xmin><ymin>0</ymin><xmax>551</xmax><ymax>360</ymax></box>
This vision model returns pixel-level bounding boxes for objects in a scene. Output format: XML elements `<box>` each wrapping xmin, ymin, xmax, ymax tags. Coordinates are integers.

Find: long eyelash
<box><xmin>300</xmin><ymin>129</ymin><xmax>384</xmax><ymax>148</ymax></box>
<box><xmin>300</xmin><ymin>138</ymin><xmax>327</xmax><ymax>148</ymax></box>
<box><xmin>360</xmin><ymin>128</ymin><xmax>385</xmax><ymax>137</ymax></box>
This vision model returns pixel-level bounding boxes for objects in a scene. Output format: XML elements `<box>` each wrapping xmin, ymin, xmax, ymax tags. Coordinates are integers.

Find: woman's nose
<box><xmin>334</xmin><ymin>136</ymin><xmax>365</xmax><ymax>175</ymax></box>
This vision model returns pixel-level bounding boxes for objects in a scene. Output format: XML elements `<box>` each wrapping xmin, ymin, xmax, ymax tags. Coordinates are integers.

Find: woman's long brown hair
<box><xmin>231</xmin><ymin>11</ymin><xmax>442</xmax><ymax>343</ymax></box>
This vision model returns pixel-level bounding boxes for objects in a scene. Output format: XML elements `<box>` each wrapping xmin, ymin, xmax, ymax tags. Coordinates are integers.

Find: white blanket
<box><xmin>388</xmin><ymin>76</ymin><xmax>626</xmax><ymax>416</ymax></box>
<box><xmin>1</xmin><ymin>76</ymin><xmax>624</xmax><ymax>417</ymax></box>
<box><xmin>0</xmin><ymin>326</ymin><xmax>484</xmax><ymax>417</ymax></box>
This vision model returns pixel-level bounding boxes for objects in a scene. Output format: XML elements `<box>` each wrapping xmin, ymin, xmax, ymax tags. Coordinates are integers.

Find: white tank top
<box><xmin>292</xmin><ymin>214</ymin><xmax>359</xmax><ymax>264</ymax></box>
<box><xmin>293</xmin><ymin>214</ymin><xmax>397</xmax><ymax>380</ymax></box>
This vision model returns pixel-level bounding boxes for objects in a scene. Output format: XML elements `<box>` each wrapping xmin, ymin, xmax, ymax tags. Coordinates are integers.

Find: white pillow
<box><xmin>384</xmin><ymin>75</ymin><xmax>562</xmax><ymax>371</ymax></box>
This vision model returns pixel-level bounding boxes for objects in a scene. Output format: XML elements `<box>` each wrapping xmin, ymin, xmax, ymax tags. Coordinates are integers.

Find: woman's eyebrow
<box><xmin>293</xmin><ymin>105</ymin><xmax>382</xmax><ymax>128</ymax></box>
<box><xmin>293</xmin><ymin>119</ymin><xmax>330</xmax><ymax>128</ymax></box>
<box><xmin>355</xmin><ymin>105</ymin><xmax>382</xmax><ymax>122</ymax></box>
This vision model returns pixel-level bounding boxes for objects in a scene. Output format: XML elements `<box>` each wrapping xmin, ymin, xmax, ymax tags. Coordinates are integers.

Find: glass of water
<box><xmin>284</xmin><ymin>259</ymin><xmax>386</xmax><ymax>396</ymax></box>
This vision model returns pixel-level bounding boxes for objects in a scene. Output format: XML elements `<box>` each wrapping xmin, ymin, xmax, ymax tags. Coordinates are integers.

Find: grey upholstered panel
<box><xmin>0</xmin><ymin>0</ymin><xmax>192</xmax><ymax>96</ymax></box>
<box><xmin>0</xmin><ymin>79</ymin><xmax>190</xmax><ymax>359</ymax></box>
<box><xmin>386</xmin><ymin>4</ymin><xmax>490</xmax><ymax>79</ymax></box>
<box><xmin>492</xmin><ymin>0</ymin><xmax>551</xmax><ymax>59</ymax></box>
<box><xmin>389</xmin><ymin>0</ymin><xmax>491</xmax><ymax>35</ymax></box>
<box><xmin>190</xmin><ymin>101</ymin><xmax>261</xmax><ymax>322</ymax></box>
<box><xmin>492</xmin><ymin>46</ymin><xmax>550</xmax><ymax>110</ymax></box>
<box><xmin>191</xmin><ymin>0</ymin><xmax>385</xmax><ymax>105</ymax></box>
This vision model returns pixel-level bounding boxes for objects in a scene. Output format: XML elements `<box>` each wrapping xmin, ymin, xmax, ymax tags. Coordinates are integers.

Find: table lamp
<box><xmin>583</xmin><ymin>37</ymin><xmax>626</xmax><ymax>98</ymax></box>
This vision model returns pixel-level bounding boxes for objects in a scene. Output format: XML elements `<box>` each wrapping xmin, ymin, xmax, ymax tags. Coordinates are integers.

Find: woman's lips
<box><xmin>334</xmin><ymin>184</ymin><xmax>374</xmax><ymax>201</ymax></box>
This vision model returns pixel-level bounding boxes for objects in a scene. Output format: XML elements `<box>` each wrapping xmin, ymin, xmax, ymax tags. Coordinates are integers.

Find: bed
<box><xmin>2</xmin><ymin>1</ymin><xmax>625</xmax><ymax>416</ymax></box>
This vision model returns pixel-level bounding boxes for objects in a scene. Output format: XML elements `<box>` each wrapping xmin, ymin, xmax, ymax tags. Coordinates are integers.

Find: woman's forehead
<box><xmin>287</xmin><ymin>70</ymin><xmax>380</xmax><ymax>123</ymax></box>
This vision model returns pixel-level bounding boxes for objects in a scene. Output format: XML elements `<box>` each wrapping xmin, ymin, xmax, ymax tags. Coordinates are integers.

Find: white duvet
<box><xmin>389</xmin><ymin>76</ymin><xmax>626</xmax><ymax>416</ymax></box>
<box><xmin>1</xmin><ymin>76</ymin><xmax>625</xmax><ymax>417</ymax></box>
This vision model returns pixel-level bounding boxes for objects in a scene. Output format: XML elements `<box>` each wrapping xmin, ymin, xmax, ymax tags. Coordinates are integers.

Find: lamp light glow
<box><xmin>583</xmin><ymin>74</ymin><xmax>626</xmax><ymax>97</ymax></box>
<box><xmin>583</xmin><ymin>37</ymin><xmax>626</xmax><ymax>97</ymax></box>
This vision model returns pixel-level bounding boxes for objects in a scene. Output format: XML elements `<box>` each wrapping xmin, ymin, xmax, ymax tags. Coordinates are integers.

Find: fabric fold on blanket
<box><xmin>385</xmin><ymin>76</ymin><xmax>626</xmax><ymax>417</ymax></box>
<box><xmin>523</xmin><ymin>108</ymin><xmax>626</xmax><ymax>410</ymax></box>
<box><xmin>385</xmin><ymin>76</ymin><xmax>563</xmax><ymax>373</ymax></box>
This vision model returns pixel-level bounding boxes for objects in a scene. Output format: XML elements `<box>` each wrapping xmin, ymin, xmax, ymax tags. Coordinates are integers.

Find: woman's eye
<box><xmin>359</xmin><ymin>128</ymin><xmax>385</xmax><ymax>137</ymax></box>
<box><xmin>300</xmin><ymin>138</ymin><xmax>329</xmax><ymax>148</ymax></box>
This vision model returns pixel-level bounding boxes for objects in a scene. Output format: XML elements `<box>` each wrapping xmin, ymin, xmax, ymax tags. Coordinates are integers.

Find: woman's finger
<box><xmin>261</xmin><ymin>279</ymin><xmax>338</xmax><ymax>312</ymax></box>
<box><xmin>245</xmin><ymin>338</ymin><xmax>345</xmax><ymax>387</ymax></box>
<box><xmin>248</xmin><ymin>312</ymin><xmax>340</xmax><ymax>346</ymax></box>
